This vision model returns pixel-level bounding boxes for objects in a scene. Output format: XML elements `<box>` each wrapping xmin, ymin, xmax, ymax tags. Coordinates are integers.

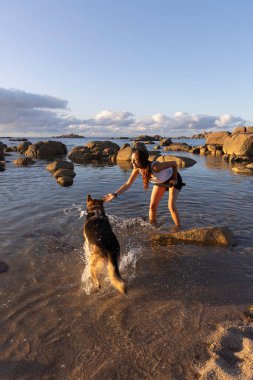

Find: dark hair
<box><xmin>132</xmin><ymin>149</ymin><xmax>151</xmax><ymax>190</ymax></box>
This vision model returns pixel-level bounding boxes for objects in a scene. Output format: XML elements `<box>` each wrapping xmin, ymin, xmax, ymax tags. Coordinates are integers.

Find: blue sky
<box><xmin>0</xmin><ymin>0</ymin><xmax>252</xmax><ymax>137</ymax></box>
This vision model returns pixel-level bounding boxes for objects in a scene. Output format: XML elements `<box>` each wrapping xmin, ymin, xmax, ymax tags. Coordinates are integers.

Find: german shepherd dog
<box><xmin>84</xmin><ymin>195</ymin><xmax>127</xmax><ymax>295</ymax></box>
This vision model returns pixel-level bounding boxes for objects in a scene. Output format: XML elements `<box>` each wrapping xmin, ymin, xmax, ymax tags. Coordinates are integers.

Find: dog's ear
<box><xmin>86</xmin><ymin>194</ymin><xmax>92</xmax><ymax>202</ymax></box>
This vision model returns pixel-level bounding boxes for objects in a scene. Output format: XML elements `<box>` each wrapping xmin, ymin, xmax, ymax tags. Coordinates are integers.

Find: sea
<box><xmin>0</xmin><ymin>136</ymin><xmax>253</xmax><ymax>379</ymax></box>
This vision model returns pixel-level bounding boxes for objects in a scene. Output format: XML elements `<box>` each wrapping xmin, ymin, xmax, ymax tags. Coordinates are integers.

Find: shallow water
<box><xmin>0</xmin><ymin>137</ymin><xmax>253</xmax><ymax>379</ymax></box>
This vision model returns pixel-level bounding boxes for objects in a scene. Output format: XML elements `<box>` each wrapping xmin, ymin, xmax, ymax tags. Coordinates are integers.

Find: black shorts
<box><xmin>154</xmin><ymin>172</ymin><xmax>186</xmax><ymax>191</ymax></box>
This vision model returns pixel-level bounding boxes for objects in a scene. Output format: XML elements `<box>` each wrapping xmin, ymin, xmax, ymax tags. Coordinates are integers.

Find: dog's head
<box><xmin>86</xmin><ymin>194</ymin><xmax>105</xmax><ymax>214</ymax></box>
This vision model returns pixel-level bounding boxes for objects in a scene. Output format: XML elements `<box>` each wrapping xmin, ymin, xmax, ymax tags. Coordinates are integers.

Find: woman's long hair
<box><xmin>133</xmin><ymin>149</ymin><xmax>151</xmax><ymax>191</ymax></box>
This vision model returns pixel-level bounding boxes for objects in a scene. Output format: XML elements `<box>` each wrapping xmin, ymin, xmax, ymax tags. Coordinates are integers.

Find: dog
<box><xmin>84</xmin><ymin>195</ymin><xmax>127</xmax><ymax>295</ymax></box>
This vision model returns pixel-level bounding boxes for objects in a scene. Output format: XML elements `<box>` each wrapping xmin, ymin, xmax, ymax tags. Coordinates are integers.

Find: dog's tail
<box><xmin>108</xmin><ymin>253</ymin><xmax>127</xmax><ymax>295</ymax></box>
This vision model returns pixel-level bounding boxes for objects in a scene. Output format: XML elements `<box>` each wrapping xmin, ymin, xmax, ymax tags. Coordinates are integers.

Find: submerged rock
<box><xmin>152</xmin><ymin>226</ymin><xmax>233</xmax><ymax>246</ymax></box>
<box><xmin>0</xmin><ymin>261</ymin><xmax>9</xmax><ymax>273</ymax></box>
<box><xmin>13</xmin><ymin>157</ymin><xmax>35</xmax><ymax>166</ymax></box>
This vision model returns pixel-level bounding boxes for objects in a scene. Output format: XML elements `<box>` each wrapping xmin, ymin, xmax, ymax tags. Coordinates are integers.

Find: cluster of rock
<box><xmin>115</xmin><ymin>142</ymin><xmax>196</xmax><ymax>168</ymax></box>
<box><xmin>46</xmin><ymin>160</ymin><xmax>76</xmax><ymax>186</ymax></box>
<box><xmin>68</xmin><ymin>141</ymin><xmax>120</xmax><ymax>164</ymax></box>
<box><xmin>25</xmin><ymin>141</ymin><xmax>67</xmax><ymax>158</ymax></box>
<box><xmin>195</xmin><ymin>128</ymin><xmax>253</xmax><ymax>164</ymax></box>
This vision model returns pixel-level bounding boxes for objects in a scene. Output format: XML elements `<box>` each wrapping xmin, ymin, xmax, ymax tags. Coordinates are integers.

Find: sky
<box><xmin>0</xmin><ymin>0</ymin><xmax>253</xmax><ymax>137</ymax></box>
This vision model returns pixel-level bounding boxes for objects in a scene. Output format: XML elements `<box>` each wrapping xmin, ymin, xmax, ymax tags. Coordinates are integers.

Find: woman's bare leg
<box><xmin>149</xmin><ymin>185</ymin><xmax>166</xmax><ymax>223</ymax></box>
<box><xmin>168</xmin><ymin>187</ymin><xmax>180</xmax><ymax>226</ymax></box>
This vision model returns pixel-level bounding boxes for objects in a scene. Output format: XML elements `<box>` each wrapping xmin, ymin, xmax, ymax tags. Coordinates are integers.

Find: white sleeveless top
<box><xmin>150</xmin><ymin>161</ymin><xmax>173</xmax><ymax>184</ymax></box>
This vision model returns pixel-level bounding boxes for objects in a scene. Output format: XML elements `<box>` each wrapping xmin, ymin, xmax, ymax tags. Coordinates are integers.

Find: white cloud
<box><xmin>0</xmin><ymin>87</ymin><xmax>249</xmax><ymax>137</ymax></box>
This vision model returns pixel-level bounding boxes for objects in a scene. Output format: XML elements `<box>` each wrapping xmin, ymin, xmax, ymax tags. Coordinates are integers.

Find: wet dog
<box><xmin>84</xmin><ymin>195</ymin><xmax>127</xmax><ymax>295</ymax></box>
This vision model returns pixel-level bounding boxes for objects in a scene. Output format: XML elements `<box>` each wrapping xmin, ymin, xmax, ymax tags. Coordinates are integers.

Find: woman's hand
<box><xmin>103</xmin><ymin>193</ymin><xmax>117</xmax><ymax>203</ymax></box>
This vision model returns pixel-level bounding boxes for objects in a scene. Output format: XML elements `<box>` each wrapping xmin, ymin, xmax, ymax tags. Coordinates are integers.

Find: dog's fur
<box><xmin>84</xmin><ymin>195</ymin><xmax>127</xmax><ymax>295</ymax></box>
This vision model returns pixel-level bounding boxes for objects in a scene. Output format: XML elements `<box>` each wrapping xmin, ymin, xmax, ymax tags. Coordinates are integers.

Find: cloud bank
<box><xmin>0</xmin><ymin>87</ymin><xmax>248</xmax><ymax>137</ymax></box>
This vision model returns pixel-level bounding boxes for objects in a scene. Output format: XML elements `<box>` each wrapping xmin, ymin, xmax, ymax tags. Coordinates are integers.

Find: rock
<box><xmin>247</xmin><ymin>126</ymin><xmax>253</xmax><ymax>132</ymax></box>
<box><xmin>157</xmin><ymin>155</ymin><xmax>197</xmax><ymax>168</ymax></box>
<box><xmin>160</xmin><ymin>138</ymin><xmax>172</xmax><ymax>146</ymax></box>
<box><xmin>46</xmin><ymin>160</ymin><xmax>74</xmax><ymax>173</ymax></box>
<box><xmin>0</xmin><ymin>261</ymin><xmax>9</xmax><ymax>273</ymax></box>
<box><xmin>53</xmin><ymin>169</ymin><xmax>76</xmax><ymax>179</ymax></box>
<box><xmin>56</xmin><ymin>176</ymin><xmax>73</xmax><ymax>186</ymax></box>
<box><xmin>17</xmin><ymin>141</ymin><xmax>32</xmax><ymax>154</ymax></box>
<box><xmin>9</xmin><ymin>138</ymin><xmax>28</xmax><ymax>141</ymax></box>
<box><xmin>25</xmin><ymin>141</ymin><xmax>67</xmax><ymax>158</ymax></box>
<box><xmin>13</xmin><ymin>157</ymin><xmax>35</xmax><ymax>166</ymax></box>
<box><xmin>153</xmin><ymin>145</ymin><xmax>161</xmax><ymax>150</ymax></box>
<box><xmin>223</xmin><ymin>133</ymin><xmax>253</xmax><ymax>159</ymax></box>
<box><xmin>132</xmin><ymin>142</ymin><xmax>148</xmax><ymax>152</ymax></box>
<box><xmin>0</xmin><ymin>142</ymin><xmax>5</xmax><ymax>159</ymax></box>
<box><xmin>232</xmin><ymin>167</ymin><xmax>253</xmax><ymax>174</ymax></box>
<box><xmin>246</xmin><ymin>163</ymin><xmax>253</xmax><ymax>168</ymax></box>
<box><xmin>190</xmin><ymin>147</ymin><xmax>200</xmax><ymax>154</ymax></box>
<box><xmin>206</xmin><ymin>131</ymin><xmax>231</xmax><ymax>146</ymax></box>
<box><xmin>152</xmin><ymin>226</ymin><xmax>233</xmax><ymax>247</ymax></box>
<box><xmin>68</xmin><ymin>147</ymin><xmax>91</xmax><ymax>163</ymax></box>
<box><xmin>148</xmin><ymin>152</ymin><xmax>162</xmax><ymax>162</ymax></box>
<box><xmin>116</xmin><ymin>144</ymin><xmax>133</xmax><ymax>161</ymax></box>
<box><xmin>232</xmin><ymin>126</ymin><xmax>247</xmax><ymax>134</ymax></box>
<box><xmin>85</xmin><ymin>141</ymin><xmax>120</xmax><ymax>153</ymax></box>
<box><xmin>163</xmin><ymin>142</ymin><xmax>191</xmax><ymax>152</ymax></box>
<box><xmin>132</xmin><ymin>135</ymin><xmax>158</xmax><ymax>142</ymax></box>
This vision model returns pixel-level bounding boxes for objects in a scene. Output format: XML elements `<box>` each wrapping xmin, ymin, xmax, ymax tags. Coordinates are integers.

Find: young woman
<box><xmin>104</xmin><ymin>149</ymin><xmax>185</xmax><ymax>226</ymax></box>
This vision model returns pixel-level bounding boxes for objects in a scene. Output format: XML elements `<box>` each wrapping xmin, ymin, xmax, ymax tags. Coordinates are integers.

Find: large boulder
<box><xmin>85</xmin><ymin>141</ymin><xmax>120</xmax><ymax>153</ymax></box>
<box><xmin>152</xmin><ymin>226</ymin><xmax>233</xmax><ymax>247</ymax></box>
<box><xmin>68</xmin><ymin>141</ymin><xmax>119</xmax><ymax>163</ymax></box>
<box><xmin>68</xmin><ymin>147</ymin><xmax>92</xmax><ymax>163</ymax></box>
<box><xmin>163</xmin><ymin>142</ymin><xmax>192</xmax><ymax>152</ymax></box>
<box><xmin>223</xmin><ymin>133</ymin><xmax>253</xmax><ymax>159</ymax></box>
<box><xmin>157</xmin><ymin>154</ymin><xmax>197</xmax><ymax>168</ymax></box>
<box><xmin>17</xmin><ymin>141</ymin><xmax>32</xmax><ymax>154</ymax></box>
<box><xmin>206</xmin><ymin>131</ymin><xmax>231</xmax><ymax>146</ymax></box>
<box><xmin>46</xmin><ymin>160</ymin><xmax>74</xmax><ymax>173</ymax></box>
<box><xmin>116</xmin><ymin>144</ymin><xmax>133</xmax><ymax>161</ymax></box>
<box><xmin>25</xmin><ymin>141</ymin><xmax>67</xmax><ymax>158</ymax></box>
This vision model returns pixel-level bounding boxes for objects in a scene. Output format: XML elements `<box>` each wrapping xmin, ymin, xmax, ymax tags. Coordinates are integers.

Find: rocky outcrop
<box><xmin>152</xmin><ymin>226</ymin><xmax>233</xmax><ymax>247</ymax></box>
<box><xmin>132</xmin><ymin>135</ymin><xmax>160</xmax><ymax>142</ymax></box>
<box><xmin>13</xmin><ymin>157</ymin><xmax>35</xmax><ymax>166</ymax></box>
<box><xmin>163</xmin><ymin>142</ymin><xmax>192</xmax><ymax>152</ymax></box>
<box><xmin>68</xmin><ymin>141</ymin><xmax>119</xmax><ymax>164</ymax></box>
<box><xmin>223</xmin><ymin>133</ymin><xmax>253</xmax><ymax>160</ymax></box>
<box><xmin>232</xmin><ymin>166</ymin><xmax>253</xmax><ymax>174</ymax></box>
<box><xmin>157</xmin><ymin>155</ymin><xmax>197</xmax><ymax>168</ymax></box>
<box><xmin>206</xmin><ymin>131</ymin><xmax>231</xmax><ymax>146</ymax></box>
<box><xmin>25</xmin><ymin>141</ymin><xmax>67</xmax><ymax>159</ymax></box>
<box><xmin>5</xmin><ymin>146</ymin><xmax>17</xmax><ymax>152</ymax></box>
<box><xmin>46</xmin><ymin>160</ymin><xmax>75</xmax><ymax>186</ymax></box>
<box><xmin>17</xmin><ymin>141</ymin><xmax>32</xmax><ymax>154</ymax></box>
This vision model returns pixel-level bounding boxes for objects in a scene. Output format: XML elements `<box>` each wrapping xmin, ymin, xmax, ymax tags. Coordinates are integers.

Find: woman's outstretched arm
<box><xmin>104</xmin><ymin>168</ymin><xmax>139</xmax><ymax>202</ymax></box>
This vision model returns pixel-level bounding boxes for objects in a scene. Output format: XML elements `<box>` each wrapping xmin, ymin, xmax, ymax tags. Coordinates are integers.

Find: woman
<box><xmin>104</xmin><ymin>149</ymin><xmax>185</xmax><ymax>226</ymax></box>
